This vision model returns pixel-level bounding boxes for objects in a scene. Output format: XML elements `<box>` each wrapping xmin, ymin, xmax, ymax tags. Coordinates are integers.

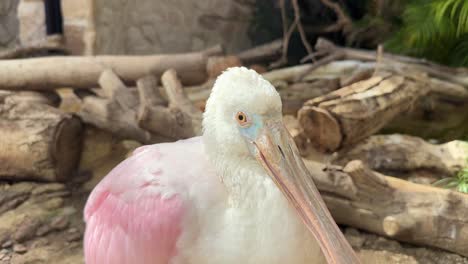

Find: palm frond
<box><xmin>386</xmin><ymin>0</ymin><xmax>468</xmax><ymax>66</ymax></box>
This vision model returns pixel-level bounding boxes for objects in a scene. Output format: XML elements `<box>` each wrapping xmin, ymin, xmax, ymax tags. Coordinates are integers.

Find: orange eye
<box><xmin>236</xmin><ymin>112</ymin><xmax>249</xmax><ymax>126</ymax></box>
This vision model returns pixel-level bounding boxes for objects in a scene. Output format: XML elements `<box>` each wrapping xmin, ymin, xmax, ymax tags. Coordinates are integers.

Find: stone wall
<box><xmin>61</xmin><ymin>0</ymin><xmax>91</xmax><ymax>54</ymax></box>
<box><xmin>17</xmin><ymin>0</ymin><xmax>256</xmax><ymax>55</ymax></box>
<box><xmin>18</xmin><ymin>0</ymin><xmax>45</xmax><ymax>46</ymax></box>
<box><xmin>89</xmin><ymin>0</ymin><xmax>255</xmax><ymax>55</ymax></box>
<box><xmin>0</xmin><ymin>0</ymin><xmax>20</xmax><ymax>49</ymax></box>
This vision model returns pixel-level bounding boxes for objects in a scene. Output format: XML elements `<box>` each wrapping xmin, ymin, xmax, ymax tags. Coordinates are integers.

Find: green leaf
<box><xmin>432</xmin><ymin>177</ymin><xmax>456</xmax><ymax>187</ymax></box>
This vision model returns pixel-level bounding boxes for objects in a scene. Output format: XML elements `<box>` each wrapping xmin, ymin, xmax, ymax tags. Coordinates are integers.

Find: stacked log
<box><xmin>0</xmin><ymin>91</ymin><xmax>82</xmax><ymax>182</ymax></box>
<box><xmin>0</xmin><ymin>38</ymin><xmax>466</xmax><ymax>259</ymax></box>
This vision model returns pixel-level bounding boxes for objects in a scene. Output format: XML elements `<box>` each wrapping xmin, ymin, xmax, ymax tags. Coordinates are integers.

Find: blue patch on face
<box><xmin>239</xmin><ymin>113</ymin><xmax>263</xmax><ymax>141</ymax></box>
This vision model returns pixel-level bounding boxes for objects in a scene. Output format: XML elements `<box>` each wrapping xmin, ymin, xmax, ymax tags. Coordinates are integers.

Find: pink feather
<box><xmin>83</xmin><ymin>138</ymin><xmax>206</xmax><ymax>264</ymax></box>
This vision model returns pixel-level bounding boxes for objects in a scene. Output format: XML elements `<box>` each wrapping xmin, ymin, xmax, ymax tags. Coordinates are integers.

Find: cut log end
<box><xmin>53</xmin><ymin>116</ymin><xmax>83</xmax><ymax>181</ymax></box>
<box><xmin>298</xmin><ymin>106</ymin><xmax>342</xmax><ymax>152</ymax></box>
<box><xmin>382</xmin><ymin>215</ymin><xmax>416</xmax><ymax>237</ymax></box>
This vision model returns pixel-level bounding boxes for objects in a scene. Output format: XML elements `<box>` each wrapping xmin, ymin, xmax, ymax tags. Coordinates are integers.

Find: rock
<box><xmin>344</xmin><ymin>228</ymin><xmax>366</xmax><ymax>249</ymax></box>
<box><xmin>12</xmin><ymin>244</ymin><xmax>26</xmax><ymax>254</ymax></box>
<box><xmin>31</xmin><ymin>183</ymin><xmax>67</xmax><ymax>196</ymax></box>
<box><xmin>2</xmin><ymin>240</ymin><xmax>12</xmax><ymax>249</ymax></box>
<box><xmin>50</xmin><ymin>215</ymin><xmax>69</xmax><ymax>231</ymax></box>
<box><xmin>43</xmin><ymin>197</ymin><xmax>64</xmax><ymax>210</ymax></box>
<box><xmin>359</xmin><ymin>249</ymin><xmax>418</xmax><ymax>264</ymax></box>
<box><xmin>368</xmin><ymin>236</ymin><xmax>403</xmax><ymax>251</ymax></box>
<box><xmin>30</xmin><ymin>238</ymin><xmax>49</xmax><ymax>249</ymax></box>
<box><xmin>12</xmin><ymin>218</ymin><xmax>41</xmax><ymax>243</ymax></box>
<box><xmin>35</xmin><ymin>225</ymin><xmax>53</xmax><ymax>237</ymax></box>
<box><xmin>0</xmin><ymin>249</ymin><xmax>8</xmax><ymax>260</ymax></box>
<box><xmin>65</xmin><ymin>228</ymin><xmax>81</xmax><ymax>242</ymax></box>
<box><xmin>0</xmin><ymin>230</ymin><xmax>10</xmax><ymax>245</ymax></box>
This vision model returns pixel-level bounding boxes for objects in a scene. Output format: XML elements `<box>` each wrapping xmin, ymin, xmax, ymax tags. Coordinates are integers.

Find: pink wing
<box><xmin>83</xmin><ymin>138</ymin><xmax>202</xmax><ymax>264</ymax></box>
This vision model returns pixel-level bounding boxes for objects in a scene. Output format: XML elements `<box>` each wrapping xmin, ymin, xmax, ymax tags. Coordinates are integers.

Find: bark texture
<box><xmin>0</xmin><ymin>95</ymin><xmax>82</xmax><ymax>182</ymax></box>
<box><xmin>298</xmin><ymin>73</ymin><xmax>427</xmax><ymax>152</ymax></box>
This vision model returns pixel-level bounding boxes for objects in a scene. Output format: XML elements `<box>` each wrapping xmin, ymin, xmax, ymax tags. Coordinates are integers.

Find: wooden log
<box><xmin>182</xmin><ymin>76</ymin><xmax>340</xmax><ymax>115</ymax></box>
<box><xmin>0</xmin><ymin>91</ymin><xmax>61</xmax><ymax>107</ymax></box>
<box><xmin>0</xmin><ymin>101</ymin><xmax>83</xmax><ymax>182</ymax></box>
<box><xmin>161</xmin><ymin>69</ymin><xmax>203</xmax><ymax>135</ymax></box>
<box><xmin>79</xmin><ymin>69</ymin><xmax>204</xmax><ymax>143</ymax></box>
<box><xmin>137</xmin><ymin>74</ymin><xmax>197</xmax><ymax>139</ymax></box>
<box><xmin>304</xmin><ymin>159</ymin><xmax>468</xmax><ymax>257</ymax></box>
<box><xmin>206</xmin><ymin>56</ymin><xmax>242</xmax><ymax>79</ymax></box>
<box><xmin>297</xmin><ymin>60</ymin><xmax>468</xmax><ymax>141</ymax></box>
<box><xmin>79</xmin><ymin>70</ymin><xmax>163</xmax><ymax>143</ymax></box>
<box><xmin>278</xmin><ymin>79</ymin><xmax>340</xmax><ymax>115</ymax></box>
<box><xmin>335</xmin><ymin>134</ymin><xmax>468</xmax><ymax>179</ymax></box>
<box><xmin>237</xmin><ymin>39</ymin><xmax>283</xmax><ymax>65</ymax></box>
<box><xmin>0</xmin><ymin>46</ymin><xmax>222</xmax><ymax>91</ymax></box>
<box><xmin>298</xmin><ymin>73</ymin><xmax>428</xmax><ymax>152</ymax></box>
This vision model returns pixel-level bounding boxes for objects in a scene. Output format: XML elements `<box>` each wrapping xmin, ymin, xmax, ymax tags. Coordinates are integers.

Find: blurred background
<box><xmin>0</xmin><ymin>0</ymin><xmax>467</xmax><ymax>263</ymax></box>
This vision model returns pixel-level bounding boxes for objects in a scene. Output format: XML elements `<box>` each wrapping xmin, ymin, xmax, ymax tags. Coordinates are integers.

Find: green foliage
<box><xmin>386</xmin><ymin>0</ymin><xmax>468</xmax><ymax>66</ymax></box>
<box><xmin>433</xmin><ymin>166</ymin><xmax>468</xmax><ymax>193</ymax></box>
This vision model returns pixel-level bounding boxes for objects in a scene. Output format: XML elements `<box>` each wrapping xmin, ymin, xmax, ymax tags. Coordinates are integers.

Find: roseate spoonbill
<box><xmin>84</xmin><ymin>67</ymin><xmax>360</xmax><ymax>264</ymax></box>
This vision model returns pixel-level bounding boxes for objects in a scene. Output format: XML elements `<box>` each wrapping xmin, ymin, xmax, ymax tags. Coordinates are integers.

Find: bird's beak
<box><xmin>252</xmin><ymin>120</ymin><xmax>360</xmax><ymax>264</ymax></box>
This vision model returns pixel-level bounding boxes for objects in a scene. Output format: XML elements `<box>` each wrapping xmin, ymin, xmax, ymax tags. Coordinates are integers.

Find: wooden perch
<box><xmin>79</xmin><ymin>69</ymin><xmax>203</xmax><ymax>143</ymax></box>
<box><xmin>0</xmin><ymin>46</ymin><xmax>222</xmax><ymax>91</ymax></box>
<box><xmin>335</xmin><ymin>135</ymin><xmax>468</xmax><ymax>178</ymax></box>
<box><xmin>304</xmin><ymin>159</ymin><xmax>468</xmax><ymax>257</ymax></box>
<box><xmin>161</xmin><ymin>69</ymin><xmax>203</xmax><ymax>134</ymax></box>
<box><xmin>0</xmin><ymin>98</ymin><xmax>82</xmax><ymax>182</ymax></box>
<box><xmin>79</xmin><ymin>70</ymin><xmax>161</xmax><ymax>143</ymax></box>
<box><xmin>298</xmin><ymin>73</ymin><xmax>428</xmax><ymax>152</ymax></box>
<box><xmin>137</xmin><ymin>74</ymin><xmax>200</xmax><ymax>139</ymax></box>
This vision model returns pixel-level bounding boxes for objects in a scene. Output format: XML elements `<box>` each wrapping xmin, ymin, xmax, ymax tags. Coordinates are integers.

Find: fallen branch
<box><xmin>292</xmin><ymin>0</ymin><xmax>314</xmax><ymax>58</ymax></box>
<box><xmin>79</xmin><ymin>70</ymin><xmax>161</xmax><ymax>143</ymax></box>
<box><xmin>318</xmin><ymin>0</ymin><xmax>353</xmax><ymax>34</ymax></box>
<box><xmin>161</xmin><ymin>69</ymin><xmax>203</xmax><ymax>132</ymax></box>
<box><xmin>303</xmin><ymin>38</ymin><xmax>468</xmax><ymax>89</ymax></box>
<box><xmin>79</xmin><ymin>69</ymin><xmax>203</xmax><ymax>143</ymax></box>
<box><xmin>237</xmin><ymin>39</ymin><xmax>283</xmax><ymax>65</ymax></box>
<box><xmin>271</xmin><ymin>0</ymin><xmax>298</xmax><ymax>68</ymax></box>
<box><xmin>137</xmin><ymin>71</ymin><xmax>202</xmax><ymax>139</ymax></box>
<box><xmin>0</xmin><ymin>46</ymin><xmax>222</xmax><ymax>91</ymax></box>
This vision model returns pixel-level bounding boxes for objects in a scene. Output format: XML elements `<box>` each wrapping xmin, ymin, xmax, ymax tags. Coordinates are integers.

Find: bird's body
<box><xmin>84</xmin><ymin>137</ymin><xmax>324</xmax><ymax>264</ymax></box>
<box><xmin>84</xmin><ymin>67</ymin><xmax>359</xmax><ymax>264</ymax></box>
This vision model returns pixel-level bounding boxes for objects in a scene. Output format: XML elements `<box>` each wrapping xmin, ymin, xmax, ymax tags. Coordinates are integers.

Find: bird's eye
<box><xmin>236</xmin><ymin>112</ymin><xmax>250</xmax><ymax>127</ymax></box>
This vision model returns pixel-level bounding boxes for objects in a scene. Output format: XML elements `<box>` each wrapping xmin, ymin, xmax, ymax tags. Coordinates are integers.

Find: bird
<box><xmin>83</xmin><ymin>67</ymin><xmax>360</xmax><ymax>264</ymax></box>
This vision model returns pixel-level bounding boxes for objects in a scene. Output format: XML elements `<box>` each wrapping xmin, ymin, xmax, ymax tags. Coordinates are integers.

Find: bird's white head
<box><xmin>202</xmin><ymin>66</ymin><xmax>360</xmax><ymax>264</ymax></box>
<box><xmin>203</xmin><ymin>67</ymin><xmax>281</xmax><ymax>170</ymax></box>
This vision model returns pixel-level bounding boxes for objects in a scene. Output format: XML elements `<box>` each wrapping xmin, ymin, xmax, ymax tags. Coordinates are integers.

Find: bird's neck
<box><xmin>202</xmin><ymin>134</ymin><xmax>279</xmax><ymax>207</ymax></box>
